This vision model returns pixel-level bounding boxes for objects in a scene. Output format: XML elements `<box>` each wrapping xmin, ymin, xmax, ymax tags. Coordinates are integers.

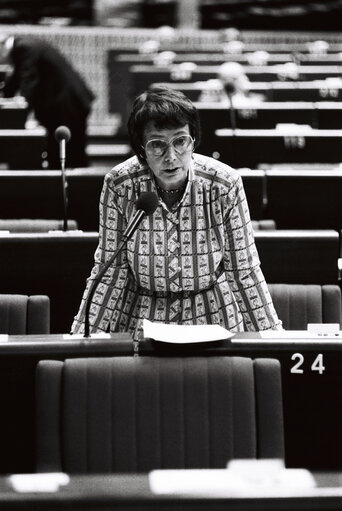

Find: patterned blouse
<box><xmin>71</xmin><ymin>153</ymin><xmax>282</xmax><ymax>340</ymax></box>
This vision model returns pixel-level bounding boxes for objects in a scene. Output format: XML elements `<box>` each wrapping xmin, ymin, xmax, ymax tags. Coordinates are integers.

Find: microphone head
<box><xmin>55</xmin><ymin>125</ymin><xmax>71</xmax><ymax>142</ymax></box>
<box><xmin>137</xmin><ymin>191</ymin><xmax>159</xmax><ymax>216</ymax></box>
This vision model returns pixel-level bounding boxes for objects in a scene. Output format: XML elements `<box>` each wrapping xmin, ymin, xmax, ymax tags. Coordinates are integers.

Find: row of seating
<box><xmin>196</xmin><ymin>102</ymin><xmax>342</xmax><ymax>130</ymax></box>
<box><xmin>3</xmin><ymin>281</ymin><xmax>341</xmax><ymax>336</ymax></box>
<box><xmin>1</xmin><ymin>168</ymin><xmax>341</xmax><ymax>230</ymax></box>
<box><xmin>1</xmin><ymin>313</ymin><xmax>342</xmax><ymax>475</ymax></box>
<box><xmin>146</xmin><ymin>79</ymin><xmax>342</xmax><ymax>103</ymax></box>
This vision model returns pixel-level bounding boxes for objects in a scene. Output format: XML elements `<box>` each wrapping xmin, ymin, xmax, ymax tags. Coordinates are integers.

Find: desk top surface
<box><xmin>0</xmin><ymin>471</ymin><xmax>341</xmax><ymax>510</ymax></box>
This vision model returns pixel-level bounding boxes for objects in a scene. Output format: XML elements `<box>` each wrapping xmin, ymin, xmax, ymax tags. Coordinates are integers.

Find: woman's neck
<box><xmin>156</xmin><ymin>180</ymin><xmax>187</xmax><ymax>210</ymax></box>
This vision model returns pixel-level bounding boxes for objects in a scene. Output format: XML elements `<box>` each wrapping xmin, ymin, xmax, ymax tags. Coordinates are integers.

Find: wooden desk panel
<box><xmin>265</xmin><ymin>171</ymin><xmax>342</xmax><ymax>230</ymax></box>
<box><xmin>0</xmin><ymin>168</ymin><xmax>106</xmax><ymax>231</ymax></box>
<box><xmin>0</xmin><ymin>232</ymin><xmax>98</xmax><ymax>333</ymax></box>
<box><xmin>0</xmin><ymin>128</ymin><xmax>46</xmax><ymax>169</ymax></box>
<box><xmin>213</xmin><ymin>129</ymin><xmax>342</xmax><ymax>168</ymax></box>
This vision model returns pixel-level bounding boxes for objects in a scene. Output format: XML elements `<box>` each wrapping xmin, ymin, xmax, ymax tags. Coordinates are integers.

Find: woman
<box><xmin>71</xmin><ymin>86</ymin><xmax>282</xmax><ymax>339</ymax></box>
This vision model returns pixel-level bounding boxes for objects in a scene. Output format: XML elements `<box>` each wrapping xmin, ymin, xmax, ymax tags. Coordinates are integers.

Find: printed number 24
<box><xmin>291</xmin><ymin>353</ymin><xmax>325</xmax><ymax>375</ymax></box>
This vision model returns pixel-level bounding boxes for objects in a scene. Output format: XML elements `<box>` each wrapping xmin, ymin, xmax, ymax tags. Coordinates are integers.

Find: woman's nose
<box><xmin>164</xmin><ymin>143</ymin><xmax>177</xmax><ymax>160</ymax></box>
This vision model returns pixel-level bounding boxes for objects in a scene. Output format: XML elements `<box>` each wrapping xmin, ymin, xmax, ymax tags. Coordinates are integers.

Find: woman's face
<box><xmin>142</xmin><ymin>122</ymin><xmax>194</xmax><ymax>191</ymax></box>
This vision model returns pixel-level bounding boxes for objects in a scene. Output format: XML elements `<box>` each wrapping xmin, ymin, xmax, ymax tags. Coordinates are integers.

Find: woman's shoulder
<box><xmin>192</xmin><ymin>153</ymin><xmax>241</xmax><ymax>187</ymax></box>
<box><xmin>105</xmin><ymin>156</ymin><xmax>150</xmax><ymax>188</ymax></box>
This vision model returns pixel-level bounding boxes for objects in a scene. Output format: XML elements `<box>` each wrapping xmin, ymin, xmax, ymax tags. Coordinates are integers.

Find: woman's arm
<box><xmin>222</xmin><ymin>174</ymin><xmax>283</xmax><ymax>331</ymax></box>
<box><xmin>71</xmin><ymin>172</ymin><xmax>129</xmax><ymax>334</ymax></box>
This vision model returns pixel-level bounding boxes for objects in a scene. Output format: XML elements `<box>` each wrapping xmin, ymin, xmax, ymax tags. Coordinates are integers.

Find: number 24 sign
<box><xmin>290</xmin><ymin>353</ymin><xmax>325</xmax><ymax>374</ymax></box>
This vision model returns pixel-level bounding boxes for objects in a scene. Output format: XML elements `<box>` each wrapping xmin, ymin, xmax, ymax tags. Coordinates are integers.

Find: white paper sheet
<box><xmin>9</xmin><ymin>473</ymin><xmax>70</xmax><ymax>493</ymax></box>
<box><xmin>149</xmin><ymin>465</ymin><xmax>316</xmax><ymax>497</ymax></box>
<box><xmin>143</xmin><ymin>319</ymin><xmax>234</xmax><ymax>343</ymax></box>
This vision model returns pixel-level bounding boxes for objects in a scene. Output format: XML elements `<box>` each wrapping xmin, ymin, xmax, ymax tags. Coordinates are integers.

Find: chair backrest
<box><xmin>36</xmin><ymin>356</ymin><xmax>284</xmax><ymax>473</ymax></box>
<box><xmin>0</xmin><ymin>219</ymin><xmax>78</xmax><ymax>232</ymax></box>
<box><xmin>268</xmin><ymin>283</ymin><xmax>342</xmax><ymax>330</ymax></box>
<box><xmin>0</xmin><ymin>294</ymin><xmax>50</xmax><ymax>334</ymax></box>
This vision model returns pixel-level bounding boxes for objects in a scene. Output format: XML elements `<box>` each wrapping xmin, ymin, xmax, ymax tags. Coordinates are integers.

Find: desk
<box><xmin>213</xmin><ymin>128</ymin><xmax>342</xmax><ymax>168</ymax></box>
<box><xmin>0</xmin><ymin>471</ymin><xmax>341</xmax><ymax>510</ymax></box>
<box><xmin>139</xmin><ymin>332</ymin><xmax>342</xmax><ymax>470</ymax></box>
<box><xmin>0</xmin><ymin>98</ymin><xmax>28</xmax><ymax>128</ymax></box>
<box><xmin>0</xmin><ymin>231</ymin><xmax>98</xmax><ymax>333</ymax></box>
<box><xmin>254</xmin><ymin>230</ymin><xmax>339</xmax><ymax>284</ymax></box>
<box><xmin>0</xmin><ymin>333</ymin><xmax>133</xmax><ymax>474</ymax></box>
<box><xmin>0</xmin><ymin>128</ymin><xmax>46</xmax><ymax>169</ymax></box>
<box><xmin>265</xmin><ymin>170</ymin><xmax>342</xmax><ymax>230</ymax></box>
<box><xmin>0</xmin><ymin>168</ymin><xmax>107</xmax><ymax>232</ymax></box>
<box><xmin>0</xmin><ymin>231</ymin><xmax>338</xmax><ymax>335</ymax></box>
<box><xmin>149</xmin><ymin>81</ymin><xmax>342</xmax><ymax>103</ymax></box>
<box><xmin>196</xmin><ymin>101</ymin><xmax>342</xmax><ymax>131</ymax></box>
<box><xmin>108</xmin><ymin>53</ymin><xmax>342</xmax><ymax>124</ymax></box>
<box><xmin>130</xmin><ymin>65</ymin><xmax>342</xmax><ymax>97</ymax></box>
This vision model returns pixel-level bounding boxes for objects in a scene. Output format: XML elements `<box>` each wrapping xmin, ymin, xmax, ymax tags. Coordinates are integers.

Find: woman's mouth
<box><xmin>164</xmin><ymin>167</ymin><xmax>178</xmax><ymax>173</ymax></box>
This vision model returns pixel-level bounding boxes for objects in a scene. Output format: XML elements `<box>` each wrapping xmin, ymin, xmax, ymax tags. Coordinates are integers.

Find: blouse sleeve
<box><xmin>71</xmin><ymin>172</ymin><xmax>129</xmax><ymax>334</ymax></box>
<box><xmin>222</xmin><ymin>174</ymin><xmax>283</xmax><ymax>331</ymax></box>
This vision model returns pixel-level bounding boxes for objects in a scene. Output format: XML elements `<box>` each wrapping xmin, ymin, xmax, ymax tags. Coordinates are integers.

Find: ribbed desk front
<box><xmin>140</xmin><ymin>331</ymin><xmax>342</xmax><ymax>471</ymax></box>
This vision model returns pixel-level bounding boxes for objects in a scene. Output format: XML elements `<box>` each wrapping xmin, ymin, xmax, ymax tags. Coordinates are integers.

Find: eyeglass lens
<box><xmin>146</xmin><ymin>135</ymin><xmax>193</xmax><ymax>156</ymax></box>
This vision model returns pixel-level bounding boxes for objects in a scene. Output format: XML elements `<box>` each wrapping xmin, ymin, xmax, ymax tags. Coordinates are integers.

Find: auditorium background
<box><xmin>0</xmin><ymin>0</ymin><xmax>341</xmax><ymax>497</ymax></box>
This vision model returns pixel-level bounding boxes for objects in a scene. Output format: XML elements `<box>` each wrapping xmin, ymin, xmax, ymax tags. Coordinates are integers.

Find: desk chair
<box><xmin>0</xmin><ymin>294</ymin><xmax>50</xmax><ymax>334</ymax></box>
<box><xmin>269</xmin><ymin>284</ymin><xmax>342</xmax><ymax>330</ymax></box>
<box><xmin>36</xmin><ymin>356</ymin><xmax>284</xmax><ymax>473</ymax></box>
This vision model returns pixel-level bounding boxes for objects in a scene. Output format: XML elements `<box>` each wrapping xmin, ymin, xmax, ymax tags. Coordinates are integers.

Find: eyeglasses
<box><xmin>143</xmin><ymin>134</ymin><xmax>194</xmax><ymax>158</ymax></box>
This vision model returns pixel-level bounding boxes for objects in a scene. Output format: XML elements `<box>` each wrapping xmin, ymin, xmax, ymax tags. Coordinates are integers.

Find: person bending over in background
<box><xmin>0</xmin><ymin>33</ymin><xmax>94</xmax><ymax>169</ymax></box>
<box><xmin>71</xmin><ymin>86</ymin><xmax>282</xmax><ymax>340</ymax></box>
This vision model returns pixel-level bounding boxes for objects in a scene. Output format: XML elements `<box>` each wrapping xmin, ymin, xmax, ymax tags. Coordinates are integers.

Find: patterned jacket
<box><xmin>71</xmin><ymin>153</ymin><xmax>282</xmax><ymax>340</ymax></box>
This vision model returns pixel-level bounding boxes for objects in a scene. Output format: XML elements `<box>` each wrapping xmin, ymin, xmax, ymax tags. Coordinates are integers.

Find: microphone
<box><xmin>55</xmin><ymin>125</ymin><xmax>71</xmax><ymax>167</ymax></box>
<box><xmin>54</xmin><ymin>126</ymin><xmax>71</xmax><ymax>231</ymax></box>
<box><xmin>83</xmin><ymin>191</ymin><xmax>159</xmax><ymax>338</ymax></box>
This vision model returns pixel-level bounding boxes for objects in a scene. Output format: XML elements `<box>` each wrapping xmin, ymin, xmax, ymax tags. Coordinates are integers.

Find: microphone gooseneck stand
<box><xmin>54</xmin><ymin>126</ymin><xmax>71</xmax><ymax>231</ymax></box>
<box><xmin>83</xmin><ymin>238</ymin><xmax>127</xmax><ymax>338</ymax></box>
<box><xmin>83</xmin><ymin>191</ymin><xmax>159</xmax><ymax>338</ymax></box>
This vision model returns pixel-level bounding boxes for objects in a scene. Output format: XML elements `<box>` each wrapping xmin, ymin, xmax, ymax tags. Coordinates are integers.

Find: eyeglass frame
<box><xmin>141</xmin><ymin>134</ymin><xmax>195</xmax><ymax>158</ymax></box>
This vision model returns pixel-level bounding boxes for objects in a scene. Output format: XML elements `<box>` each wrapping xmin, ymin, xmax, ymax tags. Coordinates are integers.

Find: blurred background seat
<box><xmin>268</xmin><ymin>283</ymin><xmax>342</xmax><ymax>330</ymax></box>
<box><xmin>0</xmin><ymin>294</ymin><xmax>50</xmax><ymax>334</ymax></box>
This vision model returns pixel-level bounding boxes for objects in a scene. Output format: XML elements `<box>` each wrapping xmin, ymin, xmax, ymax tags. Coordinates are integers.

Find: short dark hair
<box><xmin>127</xmin><ymin>86</ymin><xmax>201</xmax><ymax>164</ymax></box>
